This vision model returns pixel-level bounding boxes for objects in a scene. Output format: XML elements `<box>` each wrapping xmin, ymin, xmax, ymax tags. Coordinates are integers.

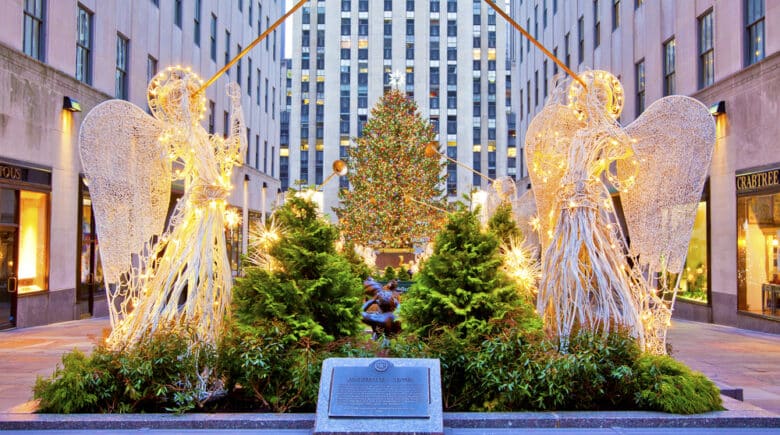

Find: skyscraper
<box><xmin>283</xmin><ymin>0</ymin><xmax>515</xmax><ymax>219</ymax></box>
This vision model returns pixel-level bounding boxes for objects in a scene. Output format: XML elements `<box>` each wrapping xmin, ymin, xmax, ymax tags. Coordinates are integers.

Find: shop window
<box><xmin>18</xmin><ymin>191</ymin><xmax>48</xmax><ymax>293</ymax></box>
<box><xmin>738</xmin><ymin>192</ymin><xmax>780</xmax><ymax>317</ymax></box>
<box><xmin>675</xmin><ymin>201</ymin><xmax>708</xmax><ymax>302</ymax></box>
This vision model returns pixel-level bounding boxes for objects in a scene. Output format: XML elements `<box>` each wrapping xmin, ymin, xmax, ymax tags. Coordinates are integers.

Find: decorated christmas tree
<box><xmin>336</xmin><ymin>88</ymin><xmax>445</xmax><ymax>249</ymax></box>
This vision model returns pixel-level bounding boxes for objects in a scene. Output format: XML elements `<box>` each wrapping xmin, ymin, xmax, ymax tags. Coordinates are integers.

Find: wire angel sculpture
<box><xmin>526</xmin><ymin>71</ymin><xmax>715</xmax><ymax>353</ymax></box>
<box><xmin>79</xmin><ymin>67</ymin><xmax>244</xmax><ymax>350</ymax></box>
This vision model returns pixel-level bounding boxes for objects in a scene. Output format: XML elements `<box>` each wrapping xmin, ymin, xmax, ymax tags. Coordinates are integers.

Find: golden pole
<box><xmin>425</xmin><ymin>142</ymin><xmax>495</xmax><ymax>183</ymax></box>
<box><xmin>483</xmin><ymin>0</ymin><xmax>587</xmax><ymax>90</ymax></box>
<box><xmin>197</xmin><ymin>0</ymin><xmax>308</xmax><ymax>94</ymax></box>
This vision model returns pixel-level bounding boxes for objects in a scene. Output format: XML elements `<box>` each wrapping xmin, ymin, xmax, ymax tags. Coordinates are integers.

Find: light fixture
<box><xmin>63</xmin><ymin>96</ymin><xmax>82</xmax><ymax>112</ymax></box>
<box><xmin>708</xmin><ymin>101</ymin><xmax>725</xmax><ymax>116</ymax></box>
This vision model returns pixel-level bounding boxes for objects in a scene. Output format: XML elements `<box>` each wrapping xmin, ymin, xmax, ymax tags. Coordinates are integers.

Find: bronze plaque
<box><xmin>327</xmin><ymin>359</ymin><xmax>430</xmax><ymax>418</ymax></box>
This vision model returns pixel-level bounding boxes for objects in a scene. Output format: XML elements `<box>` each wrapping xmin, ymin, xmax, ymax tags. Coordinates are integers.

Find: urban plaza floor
<box><xmin>0</xmin><ymin>316</ymin><xmax>777</xmax><ymax>431</ymax></box>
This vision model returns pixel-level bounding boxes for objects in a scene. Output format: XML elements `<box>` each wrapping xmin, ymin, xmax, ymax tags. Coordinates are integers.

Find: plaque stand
<box><xmin>314</xmin><ymin>358</ymin><xmax>443</xmax><ymax>435</ymax></box>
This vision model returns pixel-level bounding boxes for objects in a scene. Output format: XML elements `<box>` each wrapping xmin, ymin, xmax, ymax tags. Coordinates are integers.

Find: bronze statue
<box><xmin>361</xmin><ymin>278</ymin><xmax>401</xmax><ymax>339</ymax></box>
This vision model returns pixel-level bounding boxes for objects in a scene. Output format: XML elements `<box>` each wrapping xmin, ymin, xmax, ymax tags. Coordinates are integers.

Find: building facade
<box><xmin>511</xmin><ymin>0</ymin><xmax>780</xmax><ymax>333</ymax></box>
<box><xmin>0</xmin><ymin>0</ymin><xmax>283</xmax><ymax>329</ymax></box>
<box><xmin>282</xmin><ymin>0</ymin><xmax>517</xmax><ymax>218</ymax></box>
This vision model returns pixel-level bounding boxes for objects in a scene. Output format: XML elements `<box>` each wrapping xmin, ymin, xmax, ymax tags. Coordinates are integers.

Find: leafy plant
<box><xmin>34</xmin><ymin>329</ymin><xmax>218</xmax><ymax>413</ymax></box>
<box><xmin>634</xmin><ymin>354</ymin><xmax>723</xmax><ymax>414</ymax></box>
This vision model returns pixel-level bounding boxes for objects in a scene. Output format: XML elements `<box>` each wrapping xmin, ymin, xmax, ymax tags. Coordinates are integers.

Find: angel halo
<box><xmin>79</xmin><ymin>67</ymin><xmax>245</xmax><ymax>349</ymax></box>
<box><xmin>524</xmin><ymin>70</ymin><xmax>715</xmax><ymax>354</ymax></box>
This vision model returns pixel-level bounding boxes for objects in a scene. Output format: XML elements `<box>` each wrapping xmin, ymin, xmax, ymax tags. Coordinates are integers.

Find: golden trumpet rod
<box><xmin>197</xmin><ymin>0</ymin><xmax>308</xmax><ymax>94</ymax></box>
<box><xmin>483</xmin><ymin>0</ymin><xmax>587</xmax><ymax>90</ymax></box>
<box><xmin>405</xmin><ymin>195</ymin><xmax>449</xmax><ymax>214</ymax></box>
<box><xmin>441</xmin><ymin>152</ymin><xmax>495</xmax><ymax>183</ymax></box>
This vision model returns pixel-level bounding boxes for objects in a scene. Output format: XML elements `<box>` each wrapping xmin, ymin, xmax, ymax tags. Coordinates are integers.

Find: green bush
<box><xmin>233</xmin><ymin>195</ymin><xmax>363</xmax><ymax>343</ymax></box>
<box><xmin>34</xmin><ymin>329</ymin><xmax>217</xmax><ymax>413</ymax></box>
<box><xmin>487</xmin><ymin>201</ymin><xmax>522</xmax><ymax>245</ymax></box>
<box><xmin>634</xmin><ymin>354</ymin><xmax>723</xmax><ymax>414</ymax></box>
<box><xmin>401</xmin><ymin>206</ymin><xmax>527</xmax><ymax>339</ymax></box>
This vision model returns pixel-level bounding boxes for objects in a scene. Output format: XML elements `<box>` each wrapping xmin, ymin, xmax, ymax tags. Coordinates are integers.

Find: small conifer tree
<box><xmin>233</xmin><ymin>195</ymin><xmax>363</xmax><ymax>343</ymax></box>
<box><xmin>488</xmin><ymin>202</ymin><xmax>522</xmax><ymax>245</ymax></box>
<box><xmin>401</xmin><ymin>206</ymin><xmax>521</xmax><ymax>338</ymax></box>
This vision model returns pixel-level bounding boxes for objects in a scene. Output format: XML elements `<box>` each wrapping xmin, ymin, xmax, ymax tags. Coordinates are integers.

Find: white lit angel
<box><xmin>79</xmin><ymin>67</ymin><xmax>244</xmax><ymax>349</ymax></box>
<box><xmin>525</xmin><ymin>71</ymin><xmax>715</xmax><ymax>353</ymax></box>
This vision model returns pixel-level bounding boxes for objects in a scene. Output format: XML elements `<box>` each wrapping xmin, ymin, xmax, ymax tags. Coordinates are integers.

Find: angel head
<box><xmin>147</xmin><ymin>67</ymin><xmax>208</xmax><ymax>126</ymax></box>
<box><xmin>567</xmin><ymin>70</ymin><xmax>625</xmax><ymax>121</ymax></box>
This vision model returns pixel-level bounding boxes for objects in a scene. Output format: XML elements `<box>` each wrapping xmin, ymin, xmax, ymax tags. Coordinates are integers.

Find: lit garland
<box><xmin>526</xmin><ymin>71</ymin><xmax>715</xmax><ymax>354</ymax></box>
<box><xmin>335</xmin><ymin>90</ymin><xmax>446</xmax><ymax>249</ymax></box>
<box><xmin>79</xmin><ymin>67</ymin><xmax>244</xmax><ymax>353</ymax></box>
<box><xmin>500</xmin><ymin>235</ymin><xmax>541</xmax><ymax>299</ymax></box>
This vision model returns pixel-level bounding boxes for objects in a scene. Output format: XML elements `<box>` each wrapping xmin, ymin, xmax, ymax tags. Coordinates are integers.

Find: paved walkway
<box><xmin>0</xmin><ymin>317</ymin><xmax>778</xmax><ymax>415</ymax></box>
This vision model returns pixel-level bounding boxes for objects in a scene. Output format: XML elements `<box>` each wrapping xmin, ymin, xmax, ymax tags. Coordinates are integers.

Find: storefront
<box><xmin>0</xmin><ymin>159</ymin><xmax>52</xmax><ymax>329</ymax></box>
<box><xmin>736</xmin><ymin>166</ymin><xmax>780</xmax><ymax>320</ymax></box>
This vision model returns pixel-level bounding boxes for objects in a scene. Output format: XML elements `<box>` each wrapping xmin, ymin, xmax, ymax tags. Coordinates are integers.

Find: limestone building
<box><xmin>0</xmin><ymin>0</ymin><xmax>283</xmax><ymax>328</ymax></box>
<box><xmin>511</xmin><ymin>0</ymin><xmax>780</xmax><ymax>333</ymax></box>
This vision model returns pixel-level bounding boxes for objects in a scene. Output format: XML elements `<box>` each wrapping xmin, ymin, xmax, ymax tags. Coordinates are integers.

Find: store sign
<box><xmin>0</xmin><ymin>164</ymin><xmax>22</xmax><ymax>181</ymax></box>
<box><xmin>0</xmin><ymin>161</ymin><xmax>51</xmax><ymax>188</ymax></box>
<box><xmin>736</xmin><ymin>169</ymin><xmax>780</xmax><ymax>194</ymax></box>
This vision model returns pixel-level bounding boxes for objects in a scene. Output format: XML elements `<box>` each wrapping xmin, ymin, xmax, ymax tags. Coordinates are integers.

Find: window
<box><xmin>210</xmin><ymin>14</ymin><xmax>217</xmax><ymax>61</ymax></box>
<box><xmin>736</xmin><ymin>187</ymin><xmax>780</xmax><ymax>317</ymax></box>
<box><xmin>174</xmin><ymin>0</ymin><xmax>182</xmax><ymax>28</ymax></box>
<box><xmin>663</xmin><ymin>38</ymin><xmax>675</xmax><ymax>96</ymax></box>
<box><xmin>431</xmin><ymin>0</ymin><xmax>440</xmax><ymax>12</ymax></box>
<box><xmin>746</xmin><ymin>0</ymin><xmax>765</xmax><ymax>65</ymax></box>
<box><xmin>698</xmin><ymin>10</ymin><xmax>714</xmax><ymax>89</ymax></box>
<box><xmin>208</xmin><ymin>101</ymin><xmax>215</xmax><ymax>133</ymax></box>
<box><xmin>23</xmin><ymin>0</ymin><xmax>45</xmax><ymax>61</ymax></box>
<box><xmin>594</xmin><ymin>0</ymin><xmax>600</xmax><ymax>48</ymax></box>
<box><xmin>359</xmin><ymin>19</ymin><xmax>368</xmax><ymax>36</ymax></box>
<box><xmin>543</xmin><ymin>60</ymin><xmax>548</xmax><ymax>101</ymax></box>
<box><xmin>224</xmin><ymin>30</ymin><xmax>231</xmax><ymax>74</ymax></box>
<box><xmin>447</xmin><ymin>20</ymin><xmax>456</xmax><ymax>37</ymax></box>
<box><xmin>635</xmin><ymin>0</ymin><xmax>644</xmax><ymax>8</ymax></box>
<box><xmin>76</xmin><ymin>5</ymin><xmax>92</xmax><ymax>84</ymax></box>
<box><xmin>359</xmin><ymin>0</ymin><xmax>368</xmax><ymax>12</ymax></box>
<box><xmin>408</xmin><ymin>19</ymin><xmax>415</xmax><ymax>36</ymax></box>
<box><xmin>534</xmin><ymin>70</ymin><xmax>538</xmax><ymax>106</ymax></box>
<box><xmin>341</xmin><ymin>18</ymin><xmax>350</xmax><ymax>35</ymax></box>
<box><xmin>635</xmin><ymin>59</ymin><xmax>645</xmax><ymax>116</ymax></box>
<box><xmin>17</xmin><ymin>191</ymin><xmax>49</xmax><ymax>294</ymax></box>
<box><xmin>342</xmin><ymin>0</ymin><xmax>351</xmax><ymax>11</ymax></box>
<box><xmin>534</xmin><ymin>6</ymin><xmax>538</xmax><ymax>39</ymax></box>
<box><xmin>236</xmin><ymin>45</ymin><xmax>242</xmax><ymax>87</ymax></box>
<box><xmin>247</xmin><ymin>58</ymin><xmax>252</xmax><ymax>96</ymax></box>
<box><xmin>146</xmin><ymin>55</ymin><xmax>157</xmax><ymax>84</ymax></box>
<box><xmin>115</xmin><ymin>34</ymin><xmax>129</xmax><ymax>99</ymax></box>
<box><xmin>223</xmin><ymin>110</ymin><xmax>229</xmax><ymax>137</ymax></box>
<box><xmin>543</xmin><ymin>0</ymin><xmax>548</xmax><ymax>28</ymax></box>
<box><xmin>256</xmin><ymin>69</ymin><xmax>261</xmax><ymax>105</ymax></box>
<box><xmin>577</xmin><ymin>17</ymin><xmax>584</xmax><ymax>64</ymax></box>
<box><xmin>564</xmin><ymin>33</ymin><xmax>570</xmax><ymax>69</ymax></box>
<box><xmin>612</xmin><ymin>0</ymin><xmax>620</xmax><ymax>30</ymax></box>
<box><xmin>264</xmin><ymin>78</ymin><xmax>269</xmax><ymax>112</ymax></box>
<box><xmin>407</xmin><ymin>0</ymin><xmax>414</xmax><ymax>11</ymax></box>
<box><xmin>194</xmin><ymin>0</ymin><xmax>201</xmax><ymax>46</ymax></box>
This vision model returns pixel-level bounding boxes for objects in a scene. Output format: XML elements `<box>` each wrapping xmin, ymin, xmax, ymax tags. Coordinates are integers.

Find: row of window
<box><xmin>522</xmin><ymin>2</ymin><xmax>764</xmax><ymax>119</ymax></box>
<box><xmin>24</xmin><ymin>1</ymin><xmax>278</xmax><ymax>103</ymax></box>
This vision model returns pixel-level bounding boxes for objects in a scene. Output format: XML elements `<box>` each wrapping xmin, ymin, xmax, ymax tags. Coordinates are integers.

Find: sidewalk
<box><xmin>667</xmin><ymin>319</ymin><xmax>780</xmax><ymax>415</ymax></box>
<box><xmin>0</xmin><ymin>317</ymin><xmax>778</xmax><ymax>416</ymax></box>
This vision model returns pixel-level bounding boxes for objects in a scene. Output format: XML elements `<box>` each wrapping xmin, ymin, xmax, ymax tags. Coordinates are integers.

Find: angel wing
<box><xmin>524</xmin><ymin>102</ymin><xmax>584</xmax><ymax>253</ymax></box>
<box><xmin>618</xmin><ymin>96</ymin><xmax>716</xmax><ymax>274</ymax></box>
<box><xmin>79</xmin><ymin>100</ymin><xmax>170</xmax><ymax>284</ymax></box>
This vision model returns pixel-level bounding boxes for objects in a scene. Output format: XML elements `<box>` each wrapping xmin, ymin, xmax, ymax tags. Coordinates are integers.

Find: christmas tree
<box><xmin>336</xmin><ymin>89</ymin><xmax>445</xmax><ymax>249</ymax></box>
